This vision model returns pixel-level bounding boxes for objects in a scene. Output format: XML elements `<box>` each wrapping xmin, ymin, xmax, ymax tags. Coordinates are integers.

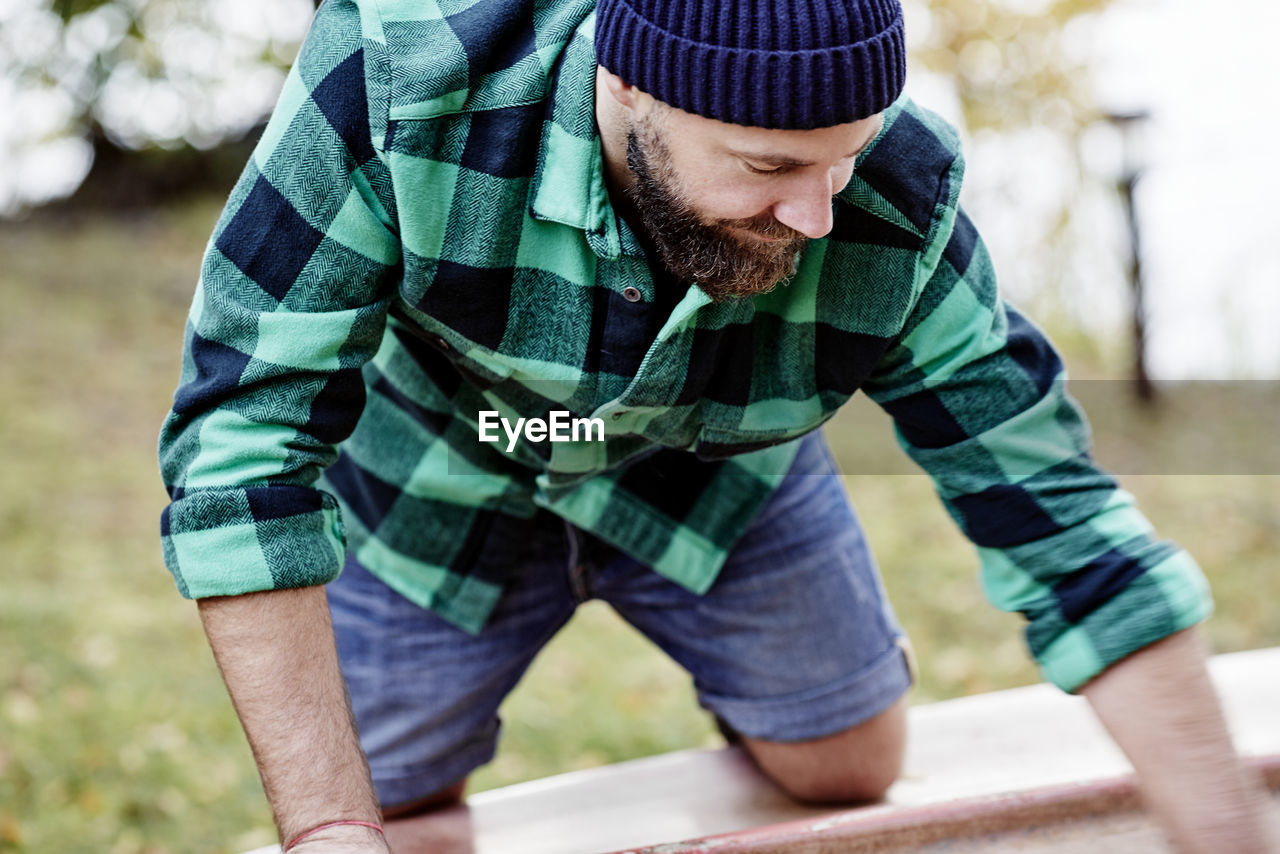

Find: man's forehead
<box><xmin>722</xmin><ymin>116</ymin><xmax>884</xmax><ymax>166</ymax></box>
<box><xmin>660</xmin><ymin>108</ymin><xmax>884</xmax><ymax>166</ymax></box>
<box><xmin>638</xmin><ymin>86</ymin><xmax>882</xmax><ymax>164</ymax></box>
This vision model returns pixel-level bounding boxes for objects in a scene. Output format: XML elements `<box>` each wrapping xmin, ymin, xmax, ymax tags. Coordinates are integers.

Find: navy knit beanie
<box><xmin>595</xmin><ymin>0</ymin><xmax>906</xmax><ymax>129</ymax></box>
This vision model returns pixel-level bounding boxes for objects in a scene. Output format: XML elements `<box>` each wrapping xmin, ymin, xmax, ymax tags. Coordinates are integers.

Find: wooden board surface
<box><xmin>245</xmin><ymin>646</ymin><xmax>1280</xmax><ymax>854</ymax></box>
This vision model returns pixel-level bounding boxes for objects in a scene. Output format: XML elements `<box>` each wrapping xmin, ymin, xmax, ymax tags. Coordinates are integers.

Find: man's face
<box><xmin>622</xmin><ymin>100</ymin><xmax>883</xmax><ymax>302</ymax></box>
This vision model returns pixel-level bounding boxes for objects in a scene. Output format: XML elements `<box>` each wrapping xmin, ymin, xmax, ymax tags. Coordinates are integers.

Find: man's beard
<box><xmin>624</xmin><ymin>120</ymin><xmax>808</xmax><ymax>303</ymax></box>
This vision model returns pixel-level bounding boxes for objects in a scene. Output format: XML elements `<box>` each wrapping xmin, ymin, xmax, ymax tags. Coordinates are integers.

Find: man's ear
<box><xmin>600</xmin><ymin>67</ymin><xmax>641</xmax><ymax>112</ymax></box>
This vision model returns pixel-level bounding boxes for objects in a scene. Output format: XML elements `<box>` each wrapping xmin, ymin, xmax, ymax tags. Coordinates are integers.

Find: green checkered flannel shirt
<box><xmin>158</xmin><ymin>0</ymin><xmax>1212</xmax><ymax>691</ymax></box>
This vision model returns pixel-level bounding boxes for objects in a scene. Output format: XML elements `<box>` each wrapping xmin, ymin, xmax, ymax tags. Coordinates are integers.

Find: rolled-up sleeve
<box><xmin>863</xmin><ymin>189</ymin><xmax>1213</xmax><ymax>692</ymax></box>
<box><xmin>158</xmin><ymin>0</ymin><xmax>400</xmax><ymax>598</ymax></box>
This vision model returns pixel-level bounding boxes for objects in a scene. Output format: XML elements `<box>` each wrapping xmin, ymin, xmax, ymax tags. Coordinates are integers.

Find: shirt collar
<box><xmin>529</xmin><ymin>14</ymin><xmax>615</xmax><ymax>238</ymax></box>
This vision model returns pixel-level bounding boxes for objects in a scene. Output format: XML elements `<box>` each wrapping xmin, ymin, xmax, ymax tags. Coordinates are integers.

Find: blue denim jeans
<box><xmin>327</xmin><ymin>431</ymin><xmax>913</xmax><ymax>809</ymax></box>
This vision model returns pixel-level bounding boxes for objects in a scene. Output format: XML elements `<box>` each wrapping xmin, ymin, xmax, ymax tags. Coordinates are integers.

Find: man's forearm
<box><xmin>1081</xmin><ymin>627</ymin><xmax>1274</xmax><ymax>853</ymax></box>
<box><xmin>198</xmin><ymin>585</ymin><xmax>386</xmax><ymax>849</ymax></box>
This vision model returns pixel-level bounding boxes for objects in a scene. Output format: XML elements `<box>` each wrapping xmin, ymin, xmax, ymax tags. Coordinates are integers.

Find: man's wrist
<box><xmin>284</xmin><ymin>819</ymin><xmax>389</xmax><ymax>852</ymax></box>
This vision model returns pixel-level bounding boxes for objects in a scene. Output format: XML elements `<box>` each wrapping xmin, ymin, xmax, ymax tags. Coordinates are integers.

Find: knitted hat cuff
<box><xmin>595</xmin><ymin>0</ymin><xmax>906</xmax><ymax>129</ymax></box>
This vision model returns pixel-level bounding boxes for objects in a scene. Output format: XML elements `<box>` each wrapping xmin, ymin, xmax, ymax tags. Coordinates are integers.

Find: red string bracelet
<box><xmin>284</xmin><ymin>820</ymin><xmax>386</xmax><ymax>851</ymax></box>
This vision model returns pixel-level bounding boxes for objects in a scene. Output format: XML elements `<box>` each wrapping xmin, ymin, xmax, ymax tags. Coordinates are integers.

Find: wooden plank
<box><xmin>245</xmin><ymin>646</ymin><xmax>1280</xmax><ymax>854</ymax></box>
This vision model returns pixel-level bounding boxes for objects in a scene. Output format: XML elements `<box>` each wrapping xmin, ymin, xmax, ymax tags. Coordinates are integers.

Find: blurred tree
<box><xmin>0</xmin><ymin>0</ymin><xmax>314</xmax><ymax>213</ymax></box>
<box><xmin>905</xmin><ymin>0</ymin><xmax>1131</xmax><ymax>350</ymax></box>
<box><xmin>912</xmin><ymin>0</ymin><xmax>1113</xmax><ymax>135</ymax></box>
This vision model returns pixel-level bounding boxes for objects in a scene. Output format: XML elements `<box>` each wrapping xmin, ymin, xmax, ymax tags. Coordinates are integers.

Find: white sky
<box><xmin>1096</xmin><ymin>0</ymin><xmax>1280</xmax><ymax>378</ymax></box>
<box><xmin>910</xmin><ymin>0</ymin><xmax>1280</xmax><ymax>379</ymax></box>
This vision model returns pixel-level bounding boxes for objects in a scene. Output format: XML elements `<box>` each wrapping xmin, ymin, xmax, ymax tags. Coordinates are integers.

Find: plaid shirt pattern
<box><xmin>159</xmin><ymin>0</ymin><xmax>1211</xmax><ymax>691</ymax></box>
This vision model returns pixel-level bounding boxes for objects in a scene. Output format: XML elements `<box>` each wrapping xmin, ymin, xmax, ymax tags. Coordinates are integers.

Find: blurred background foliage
<box><xmin>1</xmin><ymin>0</ymin><xmax>1277</xmax><ymax>852</ymax></box>
<box><xmin>4</xmin><ymin>0</ymin><xmax>1114</xmax><ymax>216</ymax></box>
<box><xmin>3</xmin><ymin>0</ymin><xmax>1144</xmax><ymax>353</ymax></box>
<box><xmin>1</xmin><ymin>0</ymin><xmax>311</xmax><ymax>210</ymax></box>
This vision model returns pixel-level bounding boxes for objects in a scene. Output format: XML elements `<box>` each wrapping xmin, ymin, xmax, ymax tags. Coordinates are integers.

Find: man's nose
<box><xmin>770</xmin><ymin>174</ymin><xmax>836</xmax><ymax>240</ymax></box>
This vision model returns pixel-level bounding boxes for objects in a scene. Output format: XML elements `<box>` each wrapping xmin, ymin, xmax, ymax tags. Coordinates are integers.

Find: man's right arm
<box><xmin>158</xmin><ymin>0</ymin><xmax>402</xmax><ymax>842</ymax></box>
<box><xmin>198</xmin><ymin>586</ymin><xmax>389</xmax><ymax>852</ymax></box>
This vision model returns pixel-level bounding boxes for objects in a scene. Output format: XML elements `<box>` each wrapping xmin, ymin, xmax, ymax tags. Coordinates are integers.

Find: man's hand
<box><xmin>1081</xmin><ymin>627</ymin><xmax>1275</xmax><ymax>853</ymax></box>
<box><xmin>197</xmin><ymin>585</ymin><xmax>386</xmax><ymax>850</ymax></box>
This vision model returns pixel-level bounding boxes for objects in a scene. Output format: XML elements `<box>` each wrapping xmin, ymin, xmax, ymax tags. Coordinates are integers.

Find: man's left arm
<box><xmin>855</xmin><ymin>161</ymin><xmax>1271</xmax><ymax>848</ymax></box>
<box><xmin>1082</xmin><ymin>626</ymin><xmax>1272</xmax><ymax>852</ymax></box>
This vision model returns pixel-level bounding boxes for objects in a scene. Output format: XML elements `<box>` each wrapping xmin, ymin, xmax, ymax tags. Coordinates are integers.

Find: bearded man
<box><xmin>158</xmin><ymin>0</ymin><xmax>1272</xmax><ymax>851</ymax></box>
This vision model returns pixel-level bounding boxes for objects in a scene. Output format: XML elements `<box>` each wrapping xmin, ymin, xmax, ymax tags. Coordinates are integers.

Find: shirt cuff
<box><xmin>160</xmin><ymin>485</ymin><xmax>346</xmax><ymax>598</ymax></box>
<box><xmin>1037</xmin><ymin>549</ymin><xmax>1214</xmax><ymax>693</ymax></box>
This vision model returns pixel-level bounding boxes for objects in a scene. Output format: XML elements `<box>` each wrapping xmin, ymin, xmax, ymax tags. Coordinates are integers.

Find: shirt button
<box><xmin>621</xmin><ymin>287</ymin><xmax>643</xmax><ymax>303</ymax></box>
<box><xmin>429</xmin><ymin>334</ymin><xmax>451</xmax><ymax>351</ymax></box>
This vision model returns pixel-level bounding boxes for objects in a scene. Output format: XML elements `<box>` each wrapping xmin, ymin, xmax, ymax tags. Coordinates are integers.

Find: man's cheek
<box><xmin>684</xmin><ymin>181</ymin><xmax>766</xmax><ymax>221</ymax></box>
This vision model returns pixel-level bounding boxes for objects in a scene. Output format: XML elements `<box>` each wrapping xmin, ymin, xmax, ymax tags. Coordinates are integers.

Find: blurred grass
<box><xmin>1</xmin><ymin>198</ymin><xmax>1277</xmax><ymax>853</ymax></box>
